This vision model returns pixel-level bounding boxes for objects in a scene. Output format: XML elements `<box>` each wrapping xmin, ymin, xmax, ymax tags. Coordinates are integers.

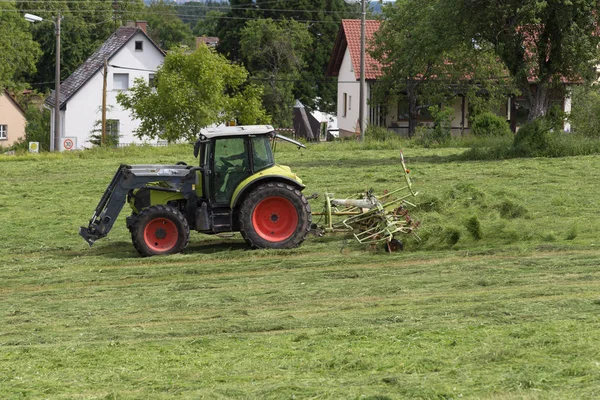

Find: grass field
<box><xmin>1</xmin><ymin>142</ymin><xmax>600</xmax><ymax>399</ymax></box>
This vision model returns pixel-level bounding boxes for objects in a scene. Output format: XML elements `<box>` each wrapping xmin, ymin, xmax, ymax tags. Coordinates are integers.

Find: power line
<box><xmin>3</xmin><ymin>9</ymin><xmax>349</xmax><ymax>24</ymax></box>
<box><xmin>4</xmin><ymin>0</ymin><xmax>355</xmax><ymax>15</ymax></box>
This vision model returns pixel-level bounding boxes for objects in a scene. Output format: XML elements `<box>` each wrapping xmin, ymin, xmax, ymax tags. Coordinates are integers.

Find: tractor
<box><xmin>79</xmin><ymin>125</ymin><xmax>312</xmax><ymax>256</ymax></box>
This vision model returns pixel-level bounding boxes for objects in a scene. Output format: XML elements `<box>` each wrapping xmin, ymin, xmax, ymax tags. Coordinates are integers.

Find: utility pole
<box><xmin>102</xmin><ymin>60</ymin><xmax>108</xmax><ymax>145</ymax></box>
<box><xmin>359</xmin><ymin>0</ymin><xmax>366</xmax><ymax>142</ymax></box>
<box><xmin>53</xmin><ymin>12</ymin><xmax>61</xmax><ymax>152</ymax></box>
<box><xmin>25</xmin><ymin>12</ymin><xmax>62</xmax><ymax>151</ymax></box>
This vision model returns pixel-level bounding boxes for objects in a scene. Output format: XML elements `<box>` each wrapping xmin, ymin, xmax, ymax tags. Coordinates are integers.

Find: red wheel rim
<box><xmin>144</xmin><ymin>218</ymin><xmax>178</xmax><ymax>252</ymax></box>
<box><xmin>252</xmin><ymin>196</ymin><xmax>299</xmax><ymax>242</ymax></box>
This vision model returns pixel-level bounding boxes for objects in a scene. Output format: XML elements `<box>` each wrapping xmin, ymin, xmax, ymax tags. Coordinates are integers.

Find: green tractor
<box><xmin>79</xmin><ymin>125</ymin><xmax>311</xmax><ymax>256</ymax></box>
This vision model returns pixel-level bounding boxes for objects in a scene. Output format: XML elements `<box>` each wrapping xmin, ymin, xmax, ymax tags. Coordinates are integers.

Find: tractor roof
<box><xmin>194</xmin><ymin>125</ymin><xmax>305</xmax><ymax>158</ymax></box>
<box><xmin>199</xmin><ymin>125</ymin><xmax>276</xmax><ymax>139</ymax></box>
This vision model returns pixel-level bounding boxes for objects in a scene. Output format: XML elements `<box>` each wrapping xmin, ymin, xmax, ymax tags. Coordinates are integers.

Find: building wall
<box><xmin>0</xmin><ymin>92</ymin><xmax>26</xmax><ymax>147</ymax></box>
<box><xmin>63</xmin><ymin>31</ymin><xmax>164</xmax><ymax>149</ymax></box>
<box><xmin>337</xmin><ymin>48</ymin><xmax>361</xmax><ymax>138</ymax></box>
<box><xmin>382</xmin><ymin>95</ymin><xmax>471</xmax><ymax>136</ymax></box>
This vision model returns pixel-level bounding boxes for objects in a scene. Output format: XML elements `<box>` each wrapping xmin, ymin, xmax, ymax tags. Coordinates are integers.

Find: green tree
<box><xmin>117</xmin><ymin>46</ymin><xmax>269</xmax><ymax>143</ymax></box>
<box><xmin>240</xmin><ymin>18</ymin><xmax>312</xmax><ymax>128</ymax></box>
<box><xmin>0</xmin><ymin>1</ymin><xmax>41</xmax><ymax>88</ymax></box>
<box><xmin>568</xmin><ymin>86</ymin><xmax>600</xmax><ymax>138</ymax></box>
<box><xmin>145</xmin><ymin>1</ymin><xmax>195</xmax><ymax>50</ymax></box>
<box><xmin>217</xmin><ymin>0</ymin><xmax>350</xmax><ymax>113</ymax></box>
<box><xmin>174</xmin><ymin>1</ymin><xmax>229</xmax><ymax>33</ymax></box>
<box><xmin>393</xmin><ymin>0</ymin><xmax>600</xmax><ymax>121</ymax></box>
<box><xmin>372</xmin><ymin>0</ymin><xmax>513</xmax><ymax>136</ymax></box>
<box><xmin>193</xmin><ymin>10</ymin><xmax>225</xmax><ymax>37</ymax></box>
<box><xmin>17</xmin><ymin>0</ymin><xmax>144</xmax><ymax>91</ymax></box>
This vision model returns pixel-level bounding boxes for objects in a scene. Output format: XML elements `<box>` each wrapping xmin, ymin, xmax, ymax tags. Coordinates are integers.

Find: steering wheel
<box><xmin>220</xmin><ymin>157</ymin><xmax>234</xmax><ymax>168</ymax></box>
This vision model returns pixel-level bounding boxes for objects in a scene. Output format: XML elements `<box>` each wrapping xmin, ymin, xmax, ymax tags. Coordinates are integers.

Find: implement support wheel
<box><xmin>239</xmin><ymin>182</ymin><xmax>311</xmax><ymax>249</ymax></box>
<box><xmin>131</xmin><ymin>205</ymin><xmax>189</xmax><ymax>257</ymax></box>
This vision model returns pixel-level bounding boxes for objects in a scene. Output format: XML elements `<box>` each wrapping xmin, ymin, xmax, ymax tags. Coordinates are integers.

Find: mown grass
<box><xmin>1</xmin><ymin>142</ymin><xmax>600</xmax><ymax>399</ymax></box>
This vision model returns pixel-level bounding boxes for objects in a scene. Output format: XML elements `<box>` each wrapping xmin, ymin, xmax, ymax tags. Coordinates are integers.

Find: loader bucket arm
<box><xmin>79</xmin><ymin>164</ymin><xmax>193</xmax><ymax>247</ymax></box>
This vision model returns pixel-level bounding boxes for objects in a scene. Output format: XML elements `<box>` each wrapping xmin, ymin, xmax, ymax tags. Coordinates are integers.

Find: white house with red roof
<box><xmin>327</xmin><ymin>20</ymin><xmax>383</xmax><ymax>138</ymax></box>
<box><xmin>46</xmin><ymin>22</ymin><xmax>165</xmax><ymax>150</ymax></box>
<box><xmin>327</xmin><ymin>19</ymin><xmax>574</xmax><ymax>137</ymax></box>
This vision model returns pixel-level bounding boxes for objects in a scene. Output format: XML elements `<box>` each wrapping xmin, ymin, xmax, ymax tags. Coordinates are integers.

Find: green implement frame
<box><xmin>312</xmin><ymin>151</ymin><xmax>420</xmax><ymax>248</ymax></box>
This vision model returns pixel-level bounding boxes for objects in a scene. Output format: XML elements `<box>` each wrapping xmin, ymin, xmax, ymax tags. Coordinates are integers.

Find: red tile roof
<box><xmin>341</xmin><ymin>19</ymin><xmax>383</xmax><ymax>80</ymax></box>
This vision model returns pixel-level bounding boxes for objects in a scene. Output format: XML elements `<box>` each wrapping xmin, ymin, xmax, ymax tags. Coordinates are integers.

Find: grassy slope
<box><xmin>1</xmin><ymin>143</ymin><xmax>599</xmax><ymax>399</ymax></box>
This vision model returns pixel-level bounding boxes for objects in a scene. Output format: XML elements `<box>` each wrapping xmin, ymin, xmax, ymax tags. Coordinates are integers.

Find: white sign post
<box><xmin>61</xmin><ymin>137</ymin><xmax>77</xmax><ymax>151</ymax></box>
<box><xmin>28</xmin><ymin>142</ymin><xmax>40</xmax><ymax>153</ymax></box>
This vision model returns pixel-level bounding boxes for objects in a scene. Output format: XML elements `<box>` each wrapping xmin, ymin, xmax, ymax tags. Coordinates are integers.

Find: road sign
<box><xmin>29</xmin><ymin>142</ymin><xmax>39</xmax><ymax>153</ymax></box>
<box><xmin>61</xmin><ymin>137</ymin><xmax>77</xmax><ymax>151</ymax></box>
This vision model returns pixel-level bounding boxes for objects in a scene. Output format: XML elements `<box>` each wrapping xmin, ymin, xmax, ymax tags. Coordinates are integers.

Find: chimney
<box><xmin>135</xmin><ymin>20</ymin><xmax>148</xmax><ymax>34</ymax></box>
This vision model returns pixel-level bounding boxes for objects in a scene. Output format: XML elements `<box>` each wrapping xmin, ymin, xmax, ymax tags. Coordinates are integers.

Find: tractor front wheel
<box><xmin>131</xmin><ymin>205</ymin><xmax>189</xmax><ymax>257</ymax></box>
<box><xmin>239</xmin><ymin>182</ymin><xmax>311</xmax><ymax>249</ymax></box>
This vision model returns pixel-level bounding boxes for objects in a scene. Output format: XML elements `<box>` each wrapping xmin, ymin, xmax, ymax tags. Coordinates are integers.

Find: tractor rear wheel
<box><xmin>239</xmin><ymin>182</ymin><xmax>311</xmax><ymax>249</ymax></box>
<box><xmin>131</xmin><ymin>205</ymin><xmax>189</xmax><ymax>257</ymax></box>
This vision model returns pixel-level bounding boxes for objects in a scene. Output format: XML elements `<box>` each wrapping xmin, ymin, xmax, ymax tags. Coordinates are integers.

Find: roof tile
<box><xmin>341</xmin><ymin>19</ymin><xmax>382</xmax><ymax>80</ymax></box>
<box><xmin>46</xmin><ymin>27</ymin><xmax>144</xmax><ymax>109</ymax></box>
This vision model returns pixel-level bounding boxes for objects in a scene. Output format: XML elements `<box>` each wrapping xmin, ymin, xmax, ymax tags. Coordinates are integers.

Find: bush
<box><xmin>470</xmin><ymin>112</ymin><xmax>512</xmax><ymax>137</ymax></box>
<box><xmin>568</xmin><ymin>86</ymin><xmax>600</xmax><ymax>138</ymax></box>
<box><xmin>366</xmin><ymin>125</ymin><xmax>400</xmax><ymax>142</ymax></box>
<box><xmin>10</xmin><ymin>105</ymin><xmax>50</xmax><ymax>152</ymax></box>
<box><xmin>512</xmin><ymin>119</ymin><xmax>554</xmax><ymax>157</ymax></box>
<box><xmin>415</xmin><ymin>105</ymin><xmax>453</xmax><ymax>147</ymax></box>
<box><xmin>89</xmin><ymin>120</ymin><xmax>120</xmax><ymax>148</ymax></box>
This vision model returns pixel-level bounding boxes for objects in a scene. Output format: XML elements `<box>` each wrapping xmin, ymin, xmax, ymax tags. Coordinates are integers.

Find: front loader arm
<box><xmin>79</xmin><ymin>164</ymin><xmax>193</xmax><ymax>247</ymax></box>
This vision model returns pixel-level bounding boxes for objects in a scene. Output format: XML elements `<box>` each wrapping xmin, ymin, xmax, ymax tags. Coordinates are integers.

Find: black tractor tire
<box><xmin>239</xmin><ymin>182</ymin><xmax>311</xmax><ymax>249</ymax></box>
<box><xmin>131</xmin><ymin>205</ymin><xmax>190</xmax><ymax>257</ymax></box>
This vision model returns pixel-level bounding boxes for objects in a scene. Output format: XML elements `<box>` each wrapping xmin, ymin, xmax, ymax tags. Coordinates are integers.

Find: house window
<box><xmin>0</xmin><ymin>125</ymin><xmax>6</xmax><ymax>140</ymax></box>
<box><xmin>397</xmin><ymin>98</ymin><xmax>410</xmax><ymax>121</ymax></box>
<box><xmin>135</xmin><ymin>41</ymin><xmax>143</xmax><ymax>51</ymax></box>
<box><xmin>348</xmin><ymin>95</ymin><xmax>352</xmax><ymax>110</ymax></box>
<box><xmin>107</xmin><ymin>119</ymin><xmax>119</xmax><ymax>138</ymax></box>
<box><xmin>148</xmin><ymin>73</ymin><xmax>156</xmax><ymax>87</ymax></box>
<box><xmin>113</xmin><ymin>73</ymin><xmax>129</xmax><ymax>91</ymax></box>
<box><xmin>343</xmin><ymin>93</ymin><xmax>348</xmax><ymax>117</ymax></box>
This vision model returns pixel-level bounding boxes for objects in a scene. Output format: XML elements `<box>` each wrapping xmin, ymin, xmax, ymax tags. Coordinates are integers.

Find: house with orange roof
<box><xmin>327</xmin><ymin>19</ymin><xmax>574</xmax><ymax>137</ymax></box>
<box><xmin>0</xmin><ymin>89</ymin><xmax>27</xmax><ymax>148</ymax></box>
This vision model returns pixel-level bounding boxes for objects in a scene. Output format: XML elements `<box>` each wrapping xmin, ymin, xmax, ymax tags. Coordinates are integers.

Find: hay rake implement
<box><xmin>312</xmin><ymin>151</ymin><xmax>421</xmax><ymax>252</ymax></box>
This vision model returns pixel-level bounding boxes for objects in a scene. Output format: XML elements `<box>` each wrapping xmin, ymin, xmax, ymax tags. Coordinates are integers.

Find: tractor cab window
<box><xmin>251</xmin><ymin>135</ymin><xmax>274</xmax><ymax>172</ymax></box>
<box><xmin>213</xmin><ymin>137</ymin><xmax>250</xmax><ymax>204</ymax></box>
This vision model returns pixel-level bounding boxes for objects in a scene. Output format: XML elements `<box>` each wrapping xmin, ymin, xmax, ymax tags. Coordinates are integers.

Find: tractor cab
<box><xmin>193</xmin><ymin>125</ymin><xmax>305</xmax><ymax>208</ymax></box>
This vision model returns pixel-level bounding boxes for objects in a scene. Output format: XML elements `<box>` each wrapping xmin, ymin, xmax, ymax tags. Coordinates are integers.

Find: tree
<box><xmin>240</xmin><ymin>18</ymin><xmax>312</xmax><ymax>128</ymax></box>
<box><xmin>372</xmin><ymin>0</ymin><xmax>512</xmax><ymax>136</ymax></box>
<box><xmin>173</xmin><ymin>1</ymin><xmax>229</xmax><ymax>34</ymax></box>
<box><xmin>568</xmin><ymin>86</ymin><xmax>600</xmax><ymax>138</ymax></box>
<box><xmin>145</xmin><ymin>1</ymin><xmax>195</xmax><ymax>50</ymax></box>
<box><xmin>193</xmin><ymin>10</ymin><xmax>225</xmax><ymax>37</ymax></box>
<box><xmin>0</xmin><ymin>1</ymin><xmax>41</xmax><ymax>88</ymax></box>
<box><xmin>217</xmin><ymin>0</ymin><xmax>351</xmax><ymax>113</ymax></box>
<box><xmin>17</xmin><ymin>0</ymin><xmax>145</xmax><ymax>92</ymax></box>
<box><xmin>117</xmin><ymin>46</ymin><xmax>269</xmax><ymax>143</ymax></box>
<box><xmin>381</xmin><ymin>0</ymin><xmax>600</xmax><ymax>122</ymax></box>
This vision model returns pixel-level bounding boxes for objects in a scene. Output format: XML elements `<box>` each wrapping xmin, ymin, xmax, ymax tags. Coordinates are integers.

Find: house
<box><xmin>327</xmin><ymin>20</ymin><xmax>383</xmax><ymax>138</ymax></box>
<box><xmin>0</xmin><ymin>89</ymin><xmax>27</xmax><ymax>148</ymax></box>
<box><xmin>196</xmin><ymin>36</ymin><xmax>219</xmax><ymax>49</ymax></box>
<box><xmin>327</xmin><ymin>19</ymin><xmax>572</xmax><ymax>137</ymax></box>
<box><xmin>45</xmin><ymin>21</ymin><xmax>165</xmax><ymax>150</ymax></box>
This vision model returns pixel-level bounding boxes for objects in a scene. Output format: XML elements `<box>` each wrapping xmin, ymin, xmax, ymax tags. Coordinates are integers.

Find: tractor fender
<box><xmin>231</xmin><ymin>175</ymin><xmax>305</xmax><ymax>209</ymax></box>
